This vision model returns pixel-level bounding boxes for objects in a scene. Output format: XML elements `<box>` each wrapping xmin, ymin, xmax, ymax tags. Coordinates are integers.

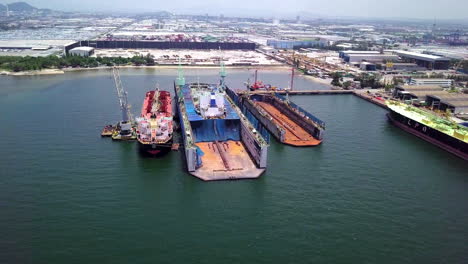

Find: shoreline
<box><xmin>1</xmin><ymin>64</ymin><xmax>291</xmax><ymax>76</ymax></box>
<box><xmin>0</xmin><ymin>64</ymin><xmax>334</xmax><ymax>88</ymax></box>
<box><xmin>302</xmin><ymin>74</ymin><xmax>333</xmax><ymax>86</ymax></box>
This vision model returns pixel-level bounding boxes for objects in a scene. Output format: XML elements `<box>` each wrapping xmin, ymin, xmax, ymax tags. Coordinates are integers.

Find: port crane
<box><xmin>112</xmin><ymin>67</ymin><xmax>134</xmax><ymax>138</ymax></box>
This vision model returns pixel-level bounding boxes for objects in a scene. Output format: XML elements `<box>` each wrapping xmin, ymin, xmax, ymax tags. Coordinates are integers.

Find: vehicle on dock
<box><xmin>174</xmin><ymin>66</ymin><xmax>268</xmax><ymax>181</ymax></box>
<box><xmin>228</xmin><ymin>90</ymin><xmax>325</xmax><ymax>147</ymax></box>
<box><xmin>386</xmin><ymin>100</ymin><xmax>468</xmax><ymax>160</ymax></box>
<box><xmin>136</xmin><ymin>89</ymin><xmax>173</xmax><ymax>155</ymax></box>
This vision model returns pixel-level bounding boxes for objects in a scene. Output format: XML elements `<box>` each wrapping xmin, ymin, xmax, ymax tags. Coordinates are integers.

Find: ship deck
<box><xmin>192</xmin><ymin>141</ymin><xmax>264</xmax><ymax>181</ymax></box>
<box><xmin>255</xmin><ymin>101</ymin><xmax>321</xmax><ymax>146</ymax></box>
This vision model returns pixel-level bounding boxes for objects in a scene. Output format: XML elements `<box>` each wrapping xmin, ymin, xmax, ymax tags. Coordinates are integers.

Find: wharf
<box><xmin>353</xmin><ymin>91</ymin><xmax>389</xmax><ymax>109</ymax></box>
<box><xmin>236</xmin><ymin>89</ymin><xmax>389</xmax><ymax>109</ymax></box>
<box><xmin>238</xmin><ymin>90</ymin><xmax>353</xmax><ymax>95</ymax></box>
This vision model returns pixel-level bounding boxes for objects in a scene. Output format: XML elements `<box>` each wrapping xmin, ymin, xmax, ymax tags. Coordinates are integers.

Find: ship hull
<box><xmin>387</xmin><ymin>111</ymin><xmax>468</xmax><ymax>161</ymax></box>
<box><xmin>137</xmin><ymin>140</ymin><xmax>172</xmax><ymax>156</ymax></box>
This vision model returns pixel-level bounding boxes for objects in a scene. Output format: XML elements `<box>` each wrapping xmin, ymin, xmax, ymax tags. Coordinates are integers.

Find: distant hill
<box><xmin>7</xmin><ymin>2</ymin><xmax>37</xmax><ymax>11</ymax></box>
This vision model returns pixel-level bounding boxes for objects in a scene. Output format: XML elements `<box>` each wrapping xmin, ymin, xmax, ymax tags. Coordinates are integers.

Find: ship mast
<box><xmin>219</xmin><ymin>59</ymin><xmax>227</xmax><ymax>92</ymax></box>
<box><xmin>176</xmin><ymin>58</ymin><xmax>185</xmax><ymax>87</ymax></box>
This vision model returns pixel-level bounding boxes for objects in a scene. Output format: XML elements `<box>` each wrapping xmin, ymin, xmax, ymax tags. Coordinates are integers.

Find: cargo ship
<box><xmin>136</xmin><ymin>90</ymin><xmax>173</xmax><ymax>155</ymax></box>
<box><xmin>228</xmin><ymin>90</ymin><xmax>325</xmax><ymax>147</ymax></box>
<box><xmin>174</xmin><ymin>70</ymin><xmax>268</xmax><ymax>181</ymax></box>
<box><xmin>386</xmin><ymin>100</ymin><xmax>468</xmax><ymax>160</ymax></box>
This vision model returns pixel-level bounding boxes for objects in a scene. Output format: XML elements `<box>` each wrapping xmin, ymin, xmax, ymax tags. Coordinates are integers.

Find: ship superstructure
<box><xmin>191</xmin><ymin>83</ymin><xmax>226</xmax><ymax>119</ymax></box>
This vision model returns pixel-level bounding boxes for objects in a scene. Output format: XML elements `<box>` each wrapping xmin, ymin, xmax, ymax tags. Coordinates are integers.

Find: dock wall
<box><xmin>270</xmin><ymin>96</ymin><xmax>324</xmax><ymax>140</ymax></box>
<box><xmin>225</xmin><ymin>88</ymin><xmax>268</xmax><ymax>168</ymax></box>
<box><xmin>240</xmin><ymin>120</ymin><xmax>268</xmax><ymax>168</ymax></box>
<box><xmin>174</xmin><ymin>83</ymin><xmax>198</xmax><ymax>172</ymax></box>
<box><xmin>242</xmin><ymin>97</ymin><xmax>285</xmax><ymax>142</ymax></box>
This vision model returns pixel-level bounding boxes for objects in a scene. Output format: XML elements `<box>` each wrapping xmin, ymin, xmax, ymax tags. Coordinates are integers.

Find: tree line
<box><xmin>0</xmin><ymin>55</ymin><xmax>155</xmax><ymax>72</ymax></box>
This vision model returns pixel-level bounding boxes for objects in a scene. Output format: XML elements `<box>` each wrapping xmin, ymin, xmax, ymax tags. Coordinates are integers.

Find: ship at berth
<box><xmin>174</xmin><ymin>65</ymin><xmax>268</xmax><ymax>181</ymax></box>
<box><xmin>386</xmin><ymin>101</ymin><xmax>468</xmax><ymax>160</ymax></box>
<box><xmin>136</xmin><ymin>89</ymin><xmax>173</xmax><ymax>155</ymax></box>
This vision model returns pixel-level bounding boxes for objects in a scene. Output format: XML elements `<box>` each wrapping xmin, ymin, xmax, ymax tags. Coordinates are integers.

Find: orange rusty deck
<box><xmin>192</xmin><ymin>140</ymin><xmax>264</xmax><ymax>181</ymax></box>
<box><xmin>255</xmin><ymin>101</ymin><xmax>321</xmax><ymax>146</ymax></box>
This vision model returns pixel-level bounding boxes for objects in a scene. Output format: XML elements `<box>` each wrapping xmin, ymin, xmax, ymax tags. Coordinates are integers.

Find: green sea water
<box><xmin>1</xmin><ymin>68</ymin><xmax>467</xmax><ymax>263</ymax></box>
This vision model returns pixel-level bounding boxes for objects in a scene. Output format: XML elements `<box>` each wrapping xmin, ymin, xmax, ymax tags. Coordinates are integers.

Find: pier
<box><xmin>238</xmin><ymin>89</ymin><xmax>354</xmax><ymax>95</ymax></box>
<box><xmin>236</xmin><ymin>89</ymin><xmax>389</xmax><ymax>109</ymax></box>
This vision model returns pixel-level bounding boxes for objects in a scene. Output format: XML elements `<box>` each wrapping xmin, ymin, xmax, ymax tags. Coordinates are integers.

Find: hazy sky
<box><xmin>6</xmin><ymin>0</ymin><xmax>468</xmax><ymax>20</ymax></box>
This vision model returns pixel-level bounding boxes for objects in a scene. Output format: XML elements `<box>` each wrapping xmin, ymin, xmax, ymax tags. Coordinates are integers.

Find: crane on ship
<box><xmin>112</xmin><ymin>66</ymin><xmax>134</xmax><ymax>139</ymax></box>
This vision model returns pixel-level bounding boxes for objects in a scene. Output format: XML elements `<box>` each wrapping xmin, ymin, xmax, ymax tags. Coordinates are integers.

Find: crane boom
<box><xmin>112</xmin><ymin>67</ymin><xmax>132</xmax><ymax>123</ymax></box>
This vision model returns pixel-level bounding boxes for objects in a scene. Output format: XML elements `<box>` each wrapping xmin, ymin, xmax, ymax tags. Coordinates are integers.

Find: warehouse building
<box><xmin>385</xmin><ymin>63</ymin><xmax>425</xmax><ymax>71</ymax></box>
<box><xmin>339</xmin><ymin>50</ymin><xmax>398</xmax><ymax>64</ymax></box>
<box><xmin>393</xmin><ymin>50</ymin><xmax>450</xmax><ymax>70</ymax></box>
<box><xmin>409</xmin><ymin>78</ymin><xmax>453</xmax><ymax>87</ymax></box>
<box><xmin>339</xmin><ymin>50</ymin><xmax>381</xmax><ymax>59</ymax></box>
<box><xmin>266</xmin><ymin>39</ymin><xmax>327</xmax><ymax>49</ymax></box>
<box><xmin>426</xmin><ymin>94</ymin><xmax>468</xmax><ymax>114</ymax></box>
<box><xmin>346</xmin><ymin>54</ymin><xmax>399</xmax><ymax>64</ymax></box>
<box><xmin>69</xmin><ymin>47</ymin><xmax>95</xmax><ymax>57</ymax></box>
<box><xmin>393</xmin><ymin>85</ymin><xmax>444</xmax><ymax>101</ymax></box>
<box><xmin>360</xmin><ymin>62</ymin><xmax>376</xmax><ymax>71</ymax></box>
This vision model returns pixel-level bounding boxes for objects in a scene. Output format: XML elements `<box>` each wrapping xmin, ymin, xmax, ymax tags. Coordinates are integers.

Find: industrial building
<box><xmin>393</xmin><ymin>85</ymin><xmax>445</xmax><ymax>101</ymax></box>
<box><xmin>426</xmin><ymin>94</ymin><xmax>468</xmax><ymax>114</ymax></box>
<box><xmin>392</xmin><ymin>84</ymin><xmax>468</xmax><ymax>114</ymax></box>
<box><xmin>346</xmin><ymin>54</ymin><xmax>399</xmax><ymax>64</ymax></box>
<box><xmin>393</xmin><ymin>51</ymin><xmax>450</xmax><ymax>70</ymax></box>
<box><xmin>360</xmin><ymin>62</ymin><xmax>376</xmax><ymax>71</ymax></box>
<box><xmin>266</xmin><ymin>39</ymin><xmax>327</xmax><ymax>49</ymax></box>
<box><xmin>386</xmin><ymin>63</ymin><xmax>425</xmax><ymax>71</ymax></box>
<box><xmin>65</xmin><ymin>40</ymin><xmax>256</xmax><ymax>54</ymax></box>
<box><xmin>409</xmin><ymin>78</ymin><xmax>453</xmax><ymax>87</ymax></box>
<box><xmin>339</xmin><ymin>50</ymin><xmax>398</xmax><ymax>64</ymax></box>
<box><xmin>339</xmin><ymin>50</ymin><xmax>381</xmax><ymax>58</ymax></box>
<box><xmin>69</xmin><ymin>47</ymin><xmax>95</xmax><ymax>57</ymax></box>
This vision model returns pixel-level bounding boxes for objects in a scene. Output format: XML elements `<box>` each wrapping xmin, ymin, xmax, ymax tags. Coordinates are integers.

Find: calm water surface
<box><xmin>1</xmin><ymin>68</ymin><xmax>467</xmax><ymax>263</ymax></box>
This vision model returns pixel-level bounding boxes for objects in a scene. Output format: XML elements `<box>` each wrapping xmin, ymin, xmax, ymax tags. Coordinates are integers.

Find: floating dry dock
<box><xmin>175</xmin><ymin>82</ymin><xmax>268</xmax><ymax>181</ymax></box>
<box><xmin>229</xmin><ymin>89</ymin><xmax>325</xmax><ymax>146</ymax></box>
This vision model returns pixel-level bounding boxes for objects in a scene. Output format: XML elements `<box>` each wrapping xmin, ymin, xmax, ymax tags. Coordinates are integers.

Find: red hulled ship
<box><xmin>136</xmin><ymin>90</ymin><xmax>173</xmax><ymax>155</ymax></box>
